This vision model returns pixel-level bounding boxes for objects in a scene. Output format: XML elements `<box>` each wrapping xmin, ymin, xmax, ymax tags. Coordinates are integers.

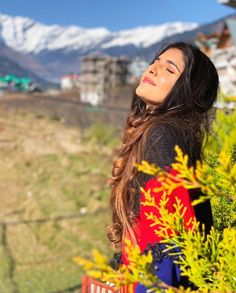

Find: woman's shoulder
<box><xmin>147</xmin><ymin>122</ymin><xmax>189</xmax><ymax>154</ymax></box>
<box><xmin>147</xmin><ymin>122</ymin><xmax>186</xmax><ymax>144</ymax></box>
<box><xmin>144</xmin><ymin>122</ymin><xmax>193</xmax><ymax>169</ymax></box>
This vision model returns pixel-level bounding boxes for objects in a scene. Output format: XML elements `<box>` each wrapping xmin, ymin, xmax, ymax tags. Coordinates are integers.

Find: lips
<box><xmin>142</xmin><ymin>76</ymin><xmax>156</xmax><ymax>86</ymax></box>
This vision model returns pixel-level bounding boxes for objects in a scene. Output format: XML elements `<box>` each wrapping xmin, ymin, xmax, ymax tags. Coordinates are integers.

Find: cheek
<box><xmin>159</xmin><ymin>76</ymin><xmax>177</xmax><ymax>92</ymax></box>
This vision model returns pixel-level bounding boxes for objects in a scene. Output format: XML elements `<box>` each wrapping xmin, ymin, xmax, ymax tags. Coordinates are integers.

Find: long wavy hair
<box><xmin>107</xmin><ymin>42</ymin><xmax>219</xmax><ymax>249</ymax></box>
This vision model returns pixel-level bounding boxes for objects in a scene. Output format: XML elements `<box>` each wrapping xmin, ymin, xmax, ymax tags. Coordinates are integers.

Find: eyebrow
<box><xmin>156</xmin><ymin>56</ymin><xmax>181</xmax><ymax>73</ymax></box>
<box><xmin>166</xmin><ymin>60</ymin><xmax>181</xmax><ymax>73</ymax></box>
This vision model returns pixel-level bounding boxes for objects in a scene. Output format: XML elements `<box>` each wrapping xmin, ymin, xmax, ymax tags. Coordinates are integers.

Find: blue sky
<box><xmin>0</xmin><ymin>0</ymin><xmax>235</xmax><ymax>31</ymax></box>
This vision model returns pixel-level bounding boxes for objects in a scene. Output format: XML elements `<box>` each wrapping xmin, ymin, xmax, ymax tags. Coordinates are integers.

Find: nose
<box><xmin>148</xmin><ymin>62</ymin><xmax>158</xmax><ymax>76</ymax></box>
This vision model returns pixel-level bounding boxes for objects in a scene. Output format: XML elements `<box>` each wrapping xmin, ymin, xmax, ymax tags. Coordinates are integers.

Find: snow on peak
<box><xmin>0</xmin><ymin>13</ymin><xmax>110</xmax><ymax>53</ymax></box>
<box><xmin>0</xmin><ymin>13</ymin><xmax>198</xmax><ymax>54</ymax></box>
<box><xmin>101</xmin><ymin>22</ymin><xmax>198</xmax><ymax>49</ymax></box>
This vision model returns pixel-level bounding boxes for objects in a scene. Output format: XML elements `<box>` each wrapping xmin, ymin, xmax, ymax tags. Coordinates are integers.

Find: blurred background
<box><xmin>0</xmin><ymin>0</ymin><xmax>236</xmax><ymax>292</ymax></box>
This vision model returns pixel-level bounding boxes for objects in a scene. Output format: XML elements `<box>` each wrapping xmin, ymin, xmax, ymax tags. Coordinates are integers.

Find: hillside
<box><xmin>0</xmin><ymin>103</ymin><xmax>120</xmax><ymax>292</ymax></box>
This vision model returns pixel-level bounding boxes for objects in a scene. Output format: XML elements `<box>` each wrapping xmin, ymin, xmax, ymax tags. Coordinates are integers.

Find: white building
<box><xmin>80</xmin><ymin>55</ymin><xmax>130</xmax><ymax>105</ymax></box>
<box><xmin>60</xmin><ymin>74</ymin><xmax>80</xmax><ymax>91</ymax></box>
<box><xmin>212</xmin><ymin>46</ymin><xmax>236</xmax><ymax>95</ymax></box>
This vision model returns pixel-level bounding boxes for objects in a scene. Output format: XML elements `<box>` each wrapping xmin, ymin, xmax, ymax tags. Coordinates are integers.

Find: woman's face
<box><xmin>135</xmin><ymin>48</ymin><xmax>185</xmax><ymax>106</ymax></box>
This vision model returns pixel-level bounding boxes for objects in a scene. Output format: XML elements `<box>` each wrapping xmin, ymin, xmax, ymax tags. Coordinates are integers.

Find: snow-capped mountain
<box><xmin>0</xmin><ymin>13</ymin><xmax>110</xmax><ymax>54</ymax></box>
<box><xmin>1</xmin><ymin>12</ymin><xmax>233</xmax><ymax>83</ymax></box>
<box><xmin>0</xmin><ymin>13</ymin><xmax>198</xmax><ymax>54</ymax></box>
<box><xmin>101</xmin><ymin>23</ymin><xmax>198</xmax><ymax>49</ymax></box>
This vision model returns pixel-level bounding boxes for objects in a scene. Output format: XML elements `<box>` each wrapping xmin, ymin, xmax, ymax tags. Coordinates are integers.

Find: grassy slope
<box><xmin>0</xmin><ymin>106</ymin><xmax>120</xmax><ymax>292</ymax></box>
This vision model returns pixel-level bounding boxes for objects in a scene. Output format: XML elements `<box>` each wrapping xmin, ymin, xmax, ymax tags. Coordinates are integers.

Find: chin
<box><xmin>135</xmin><ymin>86</ymin><xmax>148</xmax><ymax>101</ymax></box>
<box><xmin>135</xmin><ymin>84</ymin><xmax>142</xmax><ymax>96</ymax></box>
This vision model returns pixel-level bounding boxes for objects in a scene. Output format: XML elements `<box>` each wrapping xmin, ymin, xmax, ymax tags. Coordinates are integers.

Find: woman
<box><xmin>107</xmin><ymin>42</ymin><xmax>219</xmax><ymax>291</ymax></box>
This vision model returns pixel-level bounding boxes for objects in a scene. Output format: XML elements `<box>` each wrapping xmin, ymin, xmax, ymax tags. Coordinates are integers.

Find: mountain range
<box><xmin>0</xmin><ymin>12</ymin><xmax>234</xmax><ymax>84</ymax></box>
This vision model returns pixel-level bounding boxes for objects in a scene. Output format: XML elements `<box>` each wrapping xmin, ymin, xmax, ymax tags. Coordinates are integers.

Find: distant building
<box><xmin>80</xmin><ymin>55</ymin><xmax>130</xmax><ymax>105</ymax></box>
<box><xmin>61</xmin><ymin>74</ymin><xmax>80</xmax><ymax>91</ymax></box>
<box><xmin>218</xmin><ymin>0</ymin><xmax>236</xmax><ymax>8</ymax></box>
<box><xmin>0</xmin><ymin>74</ymin><xmax>40</xmax><ymax>92</ymax></box>
<box><xmin>193</xmin><ymin>19</ymin><xmax>236</xmax><ymax>54</ymax></box>
<box><xmin>212</xmin><ymin>46</ymin><xmax>236</xmax><ymax>95</ymax></box>
<box><xmin>129</xmin><ymin>57</ymin><xmax>149</xmax><ymax>83</ymax></box>
<box><xmin>193</xmin><ymin>18</ymin><xmax>236</xmax><ymax>95</ymax></box>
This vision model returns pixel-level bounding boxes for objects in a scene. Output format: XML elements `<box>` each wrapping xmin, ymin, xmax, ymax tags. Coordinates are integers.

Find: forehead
<box><xmin>158</xmin><ymin>48</ymin><xmax>185</xmax><ymax>72</ymax></box>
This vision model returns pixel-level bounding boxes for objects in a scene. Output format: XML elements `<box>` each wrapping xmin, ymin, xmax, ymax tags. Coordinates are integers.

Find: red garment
<box><xmin>122</xmin><ymin>168</ymin><xmax>196</xmax><ymax>265</ymax></box>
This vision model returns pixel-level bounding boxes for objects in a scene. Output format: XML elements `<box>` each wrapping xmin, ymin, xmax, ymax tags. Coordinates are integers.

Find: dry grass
<box><xmin>0</xmin><ymin>105</ymin><xmax>117</xmax><ymax>292</ymax></box>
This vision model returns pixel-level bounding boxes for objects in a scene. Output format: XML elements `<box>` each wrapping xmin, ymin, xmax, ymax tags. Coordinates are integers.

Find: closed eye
<box><xmin>166</xmin><ymin>68</ymin><xmax>174</xmax><ymax>74</ymax></box>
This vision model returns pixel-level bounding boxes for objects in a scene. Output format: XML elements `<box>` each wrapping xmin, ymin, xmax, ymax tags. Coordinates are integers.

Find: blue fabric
<box><xmin>135</xmin><ymin>256</ymin><xmax>181</xmax><ymax>293</ymax></box>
